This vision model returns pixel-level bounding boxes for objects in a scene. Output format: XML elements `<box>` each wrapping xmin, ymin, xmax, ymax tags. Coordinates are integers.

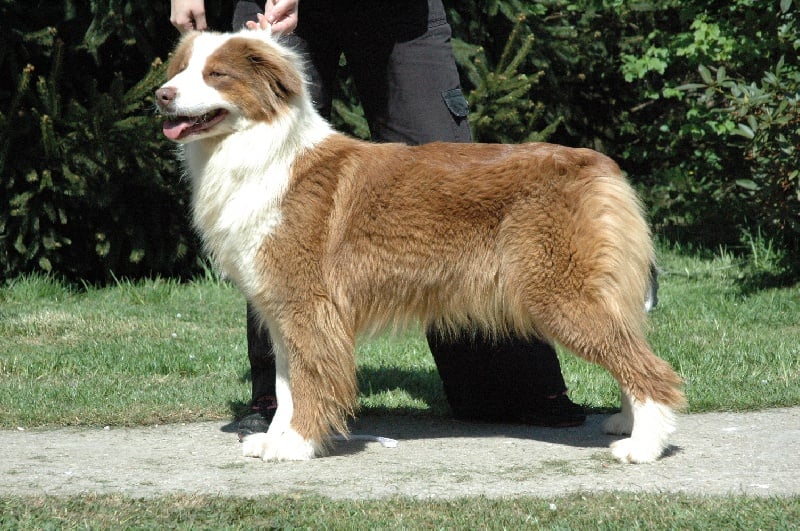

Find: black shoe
<box><xmin>237</xmin><ymin>395</ymin><xmax>277</xmax><ymax>435</ymax></box>
<box><xmin>519</xmin><ymin>394</ymin><xmax>586</xmax><ymax>428</ymax></box>
<box><xmin>450</xmin><ymin>392</ymin><xmax>587</xmax><ymax>427</ymax></box>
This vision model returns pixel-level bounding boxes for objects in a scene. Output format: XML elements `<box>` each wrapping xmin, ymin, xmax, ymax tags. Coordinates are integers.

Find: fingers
<box><xmin>171</xmin><ymin>0</ymin><xmax>296</xmax><ymax>34</ymax></box>
<box><xmin>264</xmin><ymin>0</ymin><xmax>299</xmax><ymax>34</ymax></box>
<box><xmin>179</xmin><ymin>11</ymin><xmax>207</xmax><ymax>32</ymax></box>
<box><xmin>245</xmin><ymin>13</ymin><xmax>271</xmax><ymax>31</ymax></box>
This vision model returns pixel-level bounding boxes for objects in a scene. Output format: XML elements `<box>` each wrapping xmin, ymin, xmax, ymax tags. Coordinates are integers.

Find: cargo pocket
<box><xmin>442</xmin><ymin>88</ymin><xmax>470</xmax><ymax>119</ymax></box>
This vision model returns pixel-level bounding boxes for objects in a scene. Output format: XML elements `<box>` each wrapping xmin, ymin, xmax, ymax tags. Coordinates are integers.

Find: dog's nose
<box><xmin>155</xmin><ymin>86</ymin><xmax>176</xmax><ymax>109</ymax></box>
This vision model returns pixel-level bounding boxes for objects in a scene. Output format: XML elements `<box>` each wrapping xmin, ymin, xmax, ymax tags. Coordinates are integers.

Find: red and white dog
<box><xmin>156</xmin><ymin>28</ymin><xmax>684</xmax><ymax>463</ymax></box>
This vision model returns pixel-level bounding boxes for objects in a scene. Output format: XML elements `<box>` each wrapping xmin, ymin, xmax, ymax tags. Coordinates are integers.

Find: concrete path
<box><xmin>2</xmin><ymin>408</ymin><xmax>798</xmax><ymax>499</ymax></box>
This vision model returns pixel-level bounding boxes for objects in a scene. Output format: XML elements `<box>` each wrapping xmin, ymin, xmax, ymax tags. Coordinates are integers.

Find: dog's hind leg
<box><xmin>553</xmin><ymin>320</ymin><xmax>685</xmax><ymax>463</ymax></box>
<box><xmin>603</xmin><ymin>388</ymin><xmax>634</xmax><ymax>435</ymax></box>
<box><xmin>507</xmin><ymin>257</ymin><xmax>684</xmax><ymax>462</ymax></box>
<box><xmin>241</xmin><ymin>302</ymin><xmax>358</xmax><ymax>461</ymax></box>
<box><xmin>504</xmin><ymin>166</ymin><xmax>682</xmax><ymax>461</ymax></box>
<box><xmin>512</xmin><ymin>270</ymin><xmax>682</xmax><ymax>461</ymax></box>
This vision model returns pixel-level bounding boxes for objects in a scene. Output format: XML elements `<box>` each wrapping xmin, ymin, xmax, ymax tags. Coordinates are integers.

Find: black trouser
<box><xmin>234</xmin><ymin>0</ymin><xmax>569</xmax><ymax>420</ymax></box>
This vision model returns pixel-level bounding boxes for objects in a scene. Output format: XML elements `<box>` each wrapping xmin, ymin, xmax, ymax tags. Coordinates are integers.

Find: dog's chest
<box><xmin>190</xmin><ymin>156</ymin><xmax>290</xmax><ymax>299</ymax></box>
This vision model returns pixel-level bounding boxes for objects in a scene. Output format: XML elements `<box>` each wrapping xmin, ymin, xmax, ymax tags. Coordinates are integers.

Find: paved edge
<box><xmin>1</xmin><ymin>408</ymin><xmax>798</xmax><ymax>499</ymax></box>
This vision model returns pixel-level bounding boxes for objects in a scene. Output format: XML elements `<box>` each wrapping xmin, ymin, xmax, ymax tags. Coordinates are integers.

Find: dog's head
<box><xmin>155</xmin><ymin>29</ymin><xmax>304</xmax><ymax>143</ymax></box>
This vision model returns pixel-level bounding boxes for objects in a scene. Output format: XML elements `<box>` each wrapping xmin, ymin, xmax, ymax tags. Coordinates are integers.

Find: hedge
<box><xmin>2</xmin><ymin>0</ymin><xmax>797</xmax><ymax>283</ymax></box>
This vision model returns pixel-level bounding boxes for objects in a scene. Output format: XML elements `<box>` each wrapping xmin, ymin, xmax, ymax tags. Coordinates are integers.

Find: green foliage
<box><xmin>604</xmin><ymin>1</ymin><xmax>799</xmax><ymax>266</ymax></box>
<box><xmin>449</xmin><ymin>0</ymin><xmax>637</xmax><ymax>151</ymax></box>
<box><xmin>2</xmin><ymin>0</ymin><xmax>798</xmax><ymax>281</ymax></box>
<box><xmin>1</xmin><ymin>0</ymin><xmax>184</xmax><ymax>281</ymax></box>
<box><xmin>0</xmin><ymin>0</ymin><xmax>232</xmax><ymax>283</ymax></box>
<box><xmin>676</xmin><ymin>57</ymin><xmax>799</xmax><ymax>262</ymax></box>
<box><xmin>457</xmin><ymin>14</ymin><xmax>560</xmax><ymax>143</ymax></box>
<box><xmin>448</xmin><ymin>1</ymin><xmax>563</xmax><ymax>143</ymax></box>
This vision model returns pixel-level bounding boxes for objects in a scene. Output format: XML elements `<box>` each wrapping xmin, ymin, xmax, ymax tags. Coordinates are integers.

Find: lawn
<box><xmin>2</xmin><ymin>246</ymin><xmax>797</xmax><ymax>428</ymax></box>
<box><xmin>1</xmin><ymin>493</ymin><xmax>798</xmax><ymax>529</ymax></box>
<box><xmin>1</xmin><ymin>245</ymin><xmax>798</xmax><ymax>527</ymax></box>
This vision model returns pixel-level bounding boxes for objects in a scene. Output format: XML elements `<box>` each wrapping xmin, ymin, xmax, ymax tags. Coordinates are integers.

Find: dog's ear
<box><xmin>244</xmin><ymin>39</ymin><xmax>304</xmax><ymax>103</ymax></box>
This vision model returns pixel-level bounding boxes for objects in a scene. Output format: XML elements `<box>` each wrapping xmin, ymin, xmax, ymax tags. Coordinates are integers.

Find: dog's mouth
<box><xmin>162</xmin><ymin>109</ymin><xmax>229</xmax><ymax>141</ymax></box>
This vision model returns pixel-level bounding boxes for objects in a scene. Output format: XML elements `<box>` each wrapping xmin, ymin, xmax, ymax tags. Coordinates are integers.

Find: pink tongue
<box><xmin>162</xmin><ymin>118</ymin><xmax>194</xmax><ymax>141</ymax></box>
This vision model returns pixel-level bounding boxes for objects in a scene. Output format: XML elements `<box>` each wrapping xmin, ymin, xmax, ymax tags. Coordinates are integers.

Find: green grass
<box><xmin>1</xmin><ymin>493</ymin><xmax>798</xmax><ymax>529</ymax></box>
<box><xmin>1</xmin><ymin>247</ymin><xmax>798</xmax><ymax>429</ymax></box>
<box><xmin>1</xmin><ymin>247</ymin><xmax>798</xmax><ymax>527</ymax></box>
<box><xmin>0</xmin><ymin>274</ymin><xmax>251</xmax><ymax>427</ymax></box>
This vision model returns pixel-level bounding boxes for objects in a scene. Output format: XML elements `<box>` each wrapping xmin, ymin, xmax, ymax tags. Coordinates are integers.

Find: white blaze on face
<box><xmin>160</xmin><ymin>34</ymin><xmax>237</xmax><ymax>142</ymax></box>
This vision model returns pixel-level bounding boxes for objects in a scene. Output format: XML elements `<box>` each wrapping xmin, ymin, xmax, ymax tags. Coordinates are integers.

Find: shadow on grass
<box><xmin>736</xmin><ymin>267</ymin><xmax>800</xmax><ymax>295</ymax></box>
<box><xmin>225</xmin><ymin>365</ymin><xmax>447</xmax><ymax>423</ymax></box>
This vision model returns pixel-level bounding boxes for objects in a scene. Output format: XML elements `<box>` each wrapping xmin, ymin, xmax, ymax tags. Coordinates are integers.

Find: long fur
<box><xmin>157</xmin><ymin>28</ymin><xmax>685</xmax><ymax>464</ymax></box>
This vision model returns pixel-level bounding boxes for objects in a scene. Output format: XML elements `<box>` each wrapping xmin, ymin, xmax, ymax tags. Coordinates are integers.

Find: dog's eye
<box><xmin>209</xmin><ymin>71</ymin><xmax>227</xmax><ymax>78</ymax></box>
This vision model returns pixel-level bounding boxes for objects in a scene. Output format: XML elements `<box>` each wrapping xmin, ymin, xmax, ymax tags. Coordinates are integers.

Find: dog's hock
<box><xmin>604</xmin><ymin>412</ymin><xmax>634</xmax><ymax>436</ymax></box>
<box><xmin>604</xmin><ymin>390</ymin><xmax>634</xmax><ymax>435</ymax></box>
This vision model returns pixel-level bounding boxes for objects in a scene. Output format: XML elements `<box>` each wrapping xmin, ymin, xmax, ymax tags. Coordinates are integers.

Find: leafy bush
<box><xmin>606</xmin><ymin>0</ymin><xmax>799</xmax><ymax>265</ymax></box>
<box><xmin>449</xmin><ymin>16</ymin><xmax>551</xmax><ymax>142</ymax></box>
<box><xmin>1</xmin><ymin>0</ymin><xmax>797</xmax><ymax>282</ymax></box>
<box><xmin>677</xmin><ymin>58</ymin><xmax>799</xmax><ymax>259</ymax></box>
<box><xmin>0</xmin><ymin>0</ymin><xmax>232</xmax><ymax>283</ymax></box>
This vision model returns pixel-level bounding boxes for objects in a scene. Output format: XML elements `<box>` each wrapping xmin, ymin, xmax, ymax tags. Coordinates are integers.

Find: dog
<box><xmin>155</xmin><ymin>27</ymin><xmax>685</xmax><ymax>464</ymax></box>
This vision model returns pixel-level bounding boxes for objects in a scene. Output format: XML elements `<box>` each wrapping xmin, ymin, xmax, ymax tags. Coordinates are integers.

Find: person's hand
<box><xmin>262</xmin><ymin>0</ymin><xmax>299</xmax><ymax>34</ymax></box>
<box><xmin>170</xmin><ymin>0</ymin><xmax>208</xmax><ymax>32</ymax></box>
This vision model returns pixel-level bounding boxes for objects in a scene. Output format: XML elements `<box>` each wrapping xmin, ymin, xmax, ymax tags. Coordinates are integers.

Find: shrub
<box><xmin>2</xmin><ymin>0</ymin><xmax>797</xmax><ymax>282</ymax></box>
<box><xmin>0</xmin><ymin>0</ymin><xmax>232</xmax><ymax>283</ymax></box>
<box><xmin>609</xmin><ymin>0</ymin><xmax>799</xmax><ymax>265</ymax></box>
<box><xmin>678</xmin><ymin>58</ymin><xmax>799</xmax><ymax>259</ymax></box>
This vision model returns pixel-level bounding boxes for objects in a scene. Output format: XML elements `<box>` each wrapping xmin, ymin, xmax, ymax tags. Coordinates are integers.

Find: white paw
<box><xmin>610</xmin><ymin>437</ymin><xmax>663</xmax><ymax>464</ymax></box>
<box><xmin>604</xmin><ymin>412</ymin><xmax>633</xmax><ymax>435</ymax></box>
<box><xmin>241</xmin><ymin>432</ymin><xmax>270</xmax><ymax>458</ymax></box>
<box><xmin>241</xmin><ymin>429</ymin><xmax>319</xmax><ymax>461</ymax></box>
<box><xmin>608</xmin><ymin>398</ymin><xmax>676</xmax><ymax>464</ymax></box>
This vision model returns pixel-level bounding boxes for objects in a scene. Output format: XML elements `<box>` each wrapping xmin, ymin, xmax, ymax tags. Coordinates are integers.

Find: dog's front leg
<box><xmin>241</xmin><ymin>328</ymin><xmax>319</xmax><ymax>460</ymax></box>
<box><xmin>241</xmin><ymin>306</ymin><xmax>358</xmax><ymax>461</ymax></box>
